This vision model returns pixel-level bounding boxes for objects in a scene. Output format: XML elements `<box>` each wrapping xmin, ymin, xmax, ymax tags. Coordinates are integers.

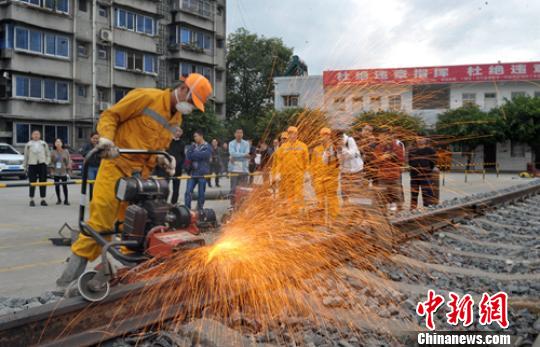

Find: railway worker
<box><xmin>272</xmin><ymin>126</ymin><xmax>309</xmax><ymax>212</ymax></box>
<box><xmin>56</xmin><ymin>73</ymin><xmax>212</xmax><ymax>290</ymax></box>
<box><xmin>310</xmin><ymin>127</ymin><xmax>340</xmax><ymax>217</ymax></box>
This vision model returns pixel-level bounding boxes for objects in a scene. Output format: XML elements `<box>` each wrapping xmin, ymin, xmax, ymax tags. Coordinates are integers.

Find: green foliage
<box><xmin>255</xmin><ymin>108</ymin><xmax>304</xmax><ymax>141</ymax></box>
<box><xmin>353</xmin><ymin>111</ymin><xmax>426</xmax><ymax>138</ymax></box>
<box><xmin>436</xmin><ymin>105</ymin><xmax>503</xmax><ymax>151</ymax></box>
<box><xmin>182</xmin><ymin>106</ymin><xmax>226</xmax><ymax>142</ymax></box>
<box><xmin>495</xmin><ymin>95</ymin><xmax>540</xmax><ymax>150</ymax></box>
<box><xmin>226</xmin><ymin>28</ymin><xmax>294</xmax><ymax>134</ymax></box>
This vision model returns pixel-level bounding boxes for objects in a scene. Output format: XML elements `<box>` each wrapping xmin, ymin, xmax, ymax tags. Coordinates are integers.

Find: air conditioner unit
<box><xmin>100</xmin><ymin>29</ymin><xmax>112</xmax><ymax>42</ymax></box>
<box><xmin>99</xmin><ymin>101</ymin><xmax>111</xmax><ymax>111</ymax></box>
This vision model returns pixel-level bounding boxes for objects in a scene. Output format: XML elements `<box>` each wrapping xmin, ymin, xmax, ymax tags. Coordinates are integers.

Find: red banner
<box><xmin>323</xmin><ymin>61</ymin><xmax>540</xmax><ymax>87</ymax></box>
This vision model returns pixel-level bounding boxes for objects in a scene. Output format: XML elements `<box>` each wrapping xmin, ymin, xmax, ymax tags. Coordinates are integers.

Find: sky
<box><xmin>226</xmin><ymin>0</ymin><xmax>540</xmax><ymax>74</ymax></box>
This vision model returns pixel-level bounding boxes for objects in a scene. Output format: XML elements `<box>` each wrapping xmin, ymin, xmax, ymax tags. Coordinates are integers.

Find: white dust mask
<box><xmin>175</xmin><ymin>88</ymin><xmax>195</xmax><ymax>115</ymax></box>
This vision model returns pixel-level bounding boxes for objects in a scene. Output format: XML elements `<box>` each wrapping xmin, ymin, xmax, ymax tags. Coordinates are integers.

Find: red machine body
<box><xmin>146</xmin><ymin>227</ymin><xmax>205</xmax><ymax>258</ymax></box>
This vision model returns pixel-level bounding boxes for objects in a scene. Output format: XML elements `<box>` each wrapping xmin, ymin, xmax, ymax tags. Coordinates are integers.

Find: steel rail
<box><xmin>1</xmin><ymin>181</ymin><xmax>539</xmax><ymax>346</ymax></box>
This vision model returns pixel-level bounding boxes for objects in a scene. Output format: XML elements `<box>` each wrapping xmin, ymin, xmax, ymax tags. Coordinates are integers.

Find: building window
<box><xmin>114</xmin><ymin>88</ymin><xmax>131</xmax><ymax>102</ymax></box>
<box><xmin>412</xmin><ymin>84</ymin><xmax>450</xmax><ymax>110</ymax></box>
<box><xmin>370</xmin><ymin>96</ymin><xmax>381</xmax><ymax>110</ymax></box>
<box><xmin>388</xmin><ymin>95</ymin><xmax>401</xmax><ymax>111</ymax></box>
<box><xmin>77</xmin><ymin>42</ymin><xmax>88</xmax><ymax>57</ymax></box>
<box><xmin>14</xmin><ymin>75</ymin><xmax>69</xmax><ymax>102</ymax></box>
<box><xmin>215</xmin><ymin>103</ymin><xmax>223</xmax><ymax>115</ymax></box>
<box><xmin>181</xmin><ymin>0</ymin><xmax>213</xmax><ymax>18</ymax></box>
<box><xmin>78</xmin><ymin>0</ymin><xmax>87</xmax><ymax>12</ymax></box>
<box><xmin>511</xmin><ymin>141</ymin><xmax>526</xmax><ymax>157</ymax></box>
<box><xmin>17</xmin><ymin>0</ymin><xmax>69</xmax><ymax>14</ymax></box>
<box><xmin>15</xmin><ymin>123</ymin><xmax>69</xmax><ymax>145</ymax></box>
<box><xmin>115</xmin><ymin>49</ymin><xmax>157</xmax><ymax>74</ymax></box>
<box><xmin>511</xmin><ymin>91</ymin><xmax>526</xmax><ymax>99</ymax></box>
<box><xmin>179</xmin><ymin>62</ymin><xmax>212</xmax><ymax>79</ymax></box>
<box><xmin>98</xmin><ymin>5</ymin><xmax>108</xmax><ymax>17</ymax></box>
<box><xmin>216</xmin><ymin>38</ymin><xmax>224</xmax><ymax>49</ymax></box>
<box><xmin>14</xmin><ymin>26</ymin><xmax>70</xmax><ymax>59</ymax></box>
<box><xmin>484</xmin><ymin>92</ymin><xmax>497</xmax><ymax>110</ymax></box>
<box><xmin>115</xmin><ymin>49</ymin><xmax>126</xmax><ymax>68</ymax></box>
<box><xmin>177</xmin><ymin>26</ymin><xmax>213</xmax><ymax>53</ymax></box>
<box><xmin>462</xmin><ymin>93</ymin><xmax>476</xmax><ymax>107</ymax></box>
<box><xmin>216</xmin><ymin>70</ymin><xmax>223</xmax><ymax>82</ymax></box>
<box><xmin>97</xmin><ymin>45</ymin><xmax>108</xmax><ymax>60</ymax></box>
<box><xmin>115</xmin><ymin>8</ymin><xmax>154</xmax><ymax>36</ymax></box>
<box><xmin>77</xmin><ymin>84</ymin><xmax>87</xmax><ymax>97</ymax></box>
<box><xmin>283</xmin><ymin>95</ymin><xmax>299</xmax><ymax>107</ymax></box>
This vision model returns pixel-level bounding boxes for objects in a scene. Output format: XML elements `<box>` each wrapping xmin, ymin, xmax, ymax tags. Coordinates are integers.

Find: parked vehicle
<box><xmin>0</xmin><ymin>143</ymin><xmax>26</xmax><ymax>179</ymax></box>
<box><xmin>69</xmin><ymin>151</ymin><xmax>84</xmax><ymax>177</ymax></box>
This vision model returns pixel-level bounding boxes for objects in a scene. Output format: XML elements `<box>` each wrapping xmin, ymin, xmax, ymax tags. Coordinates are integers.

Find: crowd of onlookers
<box><xmin>19</xmin><ymin>124</ymin><xmax>444</xmax><ymax>215</ymax></box>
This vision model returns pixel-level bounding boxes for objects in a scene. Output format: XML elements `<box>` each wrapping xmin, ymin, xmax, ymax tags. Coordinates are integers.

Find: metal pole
<box><xmin>91</xmin><ymin>0</ymin><xmax>97</xmax><ymax>129</ymax></box>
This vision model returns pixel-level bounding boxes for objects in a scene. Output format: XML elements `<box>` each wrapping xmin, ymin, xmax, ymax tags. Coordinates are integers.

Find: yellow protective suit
<box><xmin>72</xmin><ymin>88</ymin><xmax>182</xmax><ymax>261</ymax></box>
<box><xmin>272</xmin><ymin>140</ymin><xmax>308</xmax><ymax>210</ymax></box>
<box><xmin>310</xmin><ymin>144</ymin><xmax>340</xmax><ymax>217</ymax></box>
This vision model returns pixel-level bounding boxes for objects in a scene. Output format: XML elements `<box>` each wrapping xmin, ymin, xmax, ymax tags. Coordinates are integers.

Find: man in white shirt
<box><xmin>336</xmin><ymin>130</ymin><xmax>364</xmax><ymax>203</ymax></box>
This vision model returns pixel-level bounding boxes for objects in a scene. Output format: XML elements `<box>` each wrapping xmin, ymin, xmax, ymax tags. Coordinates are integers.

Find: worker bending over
<box><xmin>272</xmin><ymin>126</ymin><xmax>309</xmax><ymax>212</ymax></box>
<box><xmin>56</xmin><ymin>73</ymin><xmax>212</xmax><ymax>290</ymax></box>
<box><xmin>310</xmin><ymin>128</ymin><xmax>340</xmax><ymax>218</ymax></box>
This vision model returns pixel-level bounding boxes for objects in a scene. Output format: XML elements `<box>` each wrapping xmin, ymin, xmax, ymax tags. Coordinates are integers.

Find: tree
<box><xmin>181</xmin><ymin>106</ymin><xmax>226</xmax><ymax>142</ymax></box>
<box><xmin>226</xmin><ymin>28</ymin><xmax>293</xmax><ymax>132</ymax></box>
<box><xmin>436</xmin><ymin>105</ymin><xmax>504</xmax><ymax>168</ymax></box>
<box><xmin>352</xmin><ymin>111</ymin><xmax>426</xmax><ymax>143</ymax></box>
<box><xmin>496</xmin><ymin>95</ymin><xmax>540</xmax><ymax>168</ymax></box>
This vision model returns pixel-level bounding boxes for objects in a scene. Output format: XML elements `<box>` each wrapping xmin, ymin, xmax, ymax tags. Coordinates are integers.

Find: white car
<box><xmin>0</xmin><ymin>143</ymin><xmax>26</xmax><ymax>179</ymax></box>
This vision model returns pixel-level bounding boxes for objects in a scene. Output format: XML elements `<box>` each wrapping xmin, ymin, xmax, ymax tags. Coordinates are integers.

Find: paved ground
<box><xmin>0</xmin><ymin>172</ymin><xmax>532</xmax><ymax>298</ymax></box>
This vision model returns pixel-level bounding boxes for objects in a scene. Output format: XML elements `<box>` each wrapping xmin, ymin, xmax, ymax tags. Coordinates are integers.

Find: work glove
<box><xmin>96</xmin><ymin>138</ymin><xmax>119</xmax><ymax>159</ymax></box>
<box><xmin>157</xmin><ymin>155</ymin><xmax>176</xmax><ymax>177</ymax></box>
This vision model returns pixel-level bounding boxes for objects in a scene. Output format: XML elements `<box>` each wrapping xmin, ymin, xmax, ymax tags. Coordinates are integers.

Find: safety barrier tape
<box><xmin>0</xmin><ymin>172</ymin><xmax>264</xmax><ymax>189</ymax></box>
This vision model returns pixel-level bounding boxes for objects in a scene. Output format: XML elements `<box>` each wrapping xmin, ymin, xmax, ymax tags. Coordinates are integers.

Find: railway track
<box><xmin>1</xmin><ymin>181</ymin><xmax>539</xmax><ymax>347</ymax></box>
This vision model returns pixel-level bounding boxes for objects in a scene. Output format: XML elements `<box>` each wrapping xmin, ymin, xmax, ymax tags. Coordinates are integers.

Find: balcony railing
<box><xmin>174</xmin><ymin>0</ymin><xmax>213</xmax><ymax>19</ymax></box>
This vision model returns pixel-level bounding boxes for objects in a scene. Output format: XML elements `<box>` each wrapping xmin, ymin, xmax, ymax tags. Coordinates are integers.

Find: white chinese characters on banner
<box><xmin>467</xmin><ymin>66</ymin><xmax>482</xmax><ymax>77</ymax></box>
<box><xmin>394</xmin><ymin>69</ymin><xmax>408</xmax><ymax>79</ymax></box>
<box><xmin>511</xmin><ymin>64</ymin><xmax>526</xmax><ymax>74</ymax></box>
<box><xmin>375</xmin><ymin>70</ymin><xmax>388</xmax><ymax>80</ymax></box>
<box><xmin>355</xmin><ymin>71</ymin><xmax>369</xmax><ymax>81</ymax></box>
<box><xmin>414</xmin><ymin>69</ymin><xmax>428</xmax><ymax>79</ymax></box>
<box><xmin>488</xmin><ymin>65</ymin><xmax>504</xmax><ymax>75</ymax></box>
<box><xmin>434</xmin><ymin>68</ymin><xmax>449</xmax><ymax>78</ymax></box>
<box><xmin>337</xmin><ymin>71</ymin><xmax>350</xmax><ymax>81</ymax></box>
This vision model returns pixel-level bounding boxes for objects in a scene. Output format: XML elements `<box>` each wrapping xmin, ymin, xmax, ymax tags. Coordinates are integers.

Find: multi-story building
<box><xmin>0</xmin><ymin>0</ymin><xmax>226</xmax><ymax>150</ymax></box>
<box><xmin>274</xmin><ymin>61</ymin><xmax>540</xmax><ymax>171</ymax></box>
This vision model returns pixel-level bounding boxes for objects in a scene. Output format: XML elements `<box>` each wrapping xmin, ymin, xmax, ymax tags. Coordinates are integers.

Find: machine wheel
<box><xmin>77</xmin><ymin>270</ymin><xmax>110</xmax><ymax>302</ymax></box>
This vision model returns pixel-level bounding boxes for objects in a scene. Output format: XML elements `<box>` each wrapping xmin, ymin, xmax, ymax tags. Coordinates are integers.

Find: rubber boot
<box><xmin>56</xmin><ymin>253</ymin><xmax>88</xmax><ymax>289</ymax></box>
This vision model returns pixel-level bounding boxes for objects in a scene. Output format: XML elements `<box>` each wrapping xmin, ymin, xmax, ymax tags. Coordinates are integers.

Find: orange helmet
<box><xmin>280</xmin><ymin>131</ymin><xmax>289</xmax><ymax>140</ymax></box>
<box><xmin>320</xmin><ymin>127</ymin><xmax>331</xmax><ymax>135</ymax></box>
<box><xmin>287</xmin><ymin>126</ymin><xmax>298</xmax><ymax>133</ymax></box>
<box><xmin>183</xmin><ymin>73</ymin><xmax>213</xmax><ymax>112</ymax></box>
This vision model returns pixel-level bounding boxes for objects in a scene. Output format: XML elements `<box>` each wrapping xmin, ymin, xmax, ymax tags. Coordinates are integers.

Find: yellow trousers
<box><xmin>278</xmin><ymin>174</ymin><xmax>305</xmax><ymax>211</ymax></box>
<box><xmin>71</xmin><ymin>160</ymin><xmax>128</xmax><ymax>261</ymax></box>
<box><xmin>313</xmin><ymin>176</ymin><xmax>339</xmax><ymax>217</ymax></box>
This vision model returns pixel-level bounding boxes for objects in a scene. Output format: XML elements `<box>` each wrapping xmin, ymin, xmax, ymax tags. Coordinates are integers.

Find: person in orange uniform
<box><xmin>272</xmin><ymin>126</ymin><xmax>309</xmax><ymax>212</ymax></box>
<box><xmin>56</xmin><ymin>73</ymin><xmax>213</xmax><ymax>289</ymax></box>
<box><xmin>310</xmin><ymin>127</ymin><xmax>340</xmax><ymax>217</ymax></box>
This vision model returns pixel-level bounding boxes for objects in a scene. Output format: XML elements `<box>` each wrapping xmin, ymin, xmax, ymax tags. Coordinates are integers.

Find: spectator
<box><xmin>336</xmin><ymin>130</ymin><xmax>364</xmax><ymax>203</ymax></box>
<box><xmin>228</xmin><ymin>129</ymin><xmax>250</xmax><ymax>204</ymax></box>
<box><xmin>80</xmin><ymin>131</ymin><xmax>101</xmax><ymax>199</ymax></box>
<box><xmin>247</xmin><ymin>139</ymin><xmax>257</xmax><ymax>185</ymax></box>
<box><xmin>50</xmin><ymin>138</ymin><xmax>72</xmax><ymax>205</ymax></box>
<box><xmin>23</xmin><ymin>130</ymin><xmax>50</xmax><ymax>207</ymax></box>
<box><xmin>271</xmin><ymin>138</ymin><xmax>280</xmax><ymax>153</ymax></box>
<box><xmin>219</xmin><ymin>142</ymin><xmax>229</xmax><ymax>175</ymax></box>
<box><xmin>357</xmin><ymin>125</ymin><xmax>378</xmax><ymax>183</ymax></box>
<box><xmin>409</xmin><ymin>137</ymin><xmax>437</xmax><ymax>210</ymax></box>
<box><xmin>168</xmin><ymin>128</ymin><xmax>186</xmax><ymax>204</ymax></box>
<box><xmin>257</xmin><ymin>141</ymin><xmax>273</xmax><ymax>184</ymax></box>
<box><xmin>184</xmin><ymin>130</ymin><xmax>211</xmax><ymax>210</ymax></box>
<box><xmin>374</xmin><ymin>133</ymin><xmax>405</xmax><ymax>212</ymax></box>
<box><xmin>208</xmin><ymin>138</ymin><xmax>222</xmax><ymax>188</ymax></box>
